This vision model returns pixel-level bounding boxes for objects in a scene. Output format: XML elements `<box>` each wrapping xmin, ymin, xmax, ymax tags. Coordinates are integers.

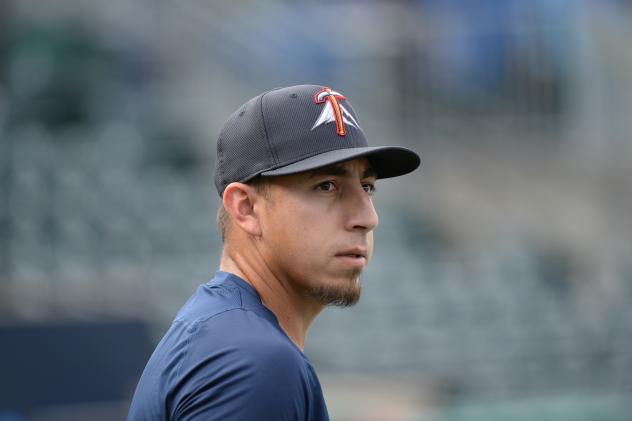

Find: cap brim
<box><xmin>260</xmin><ymin>146</ymin><xmax>420</xmax><ymax>179</ymax></box>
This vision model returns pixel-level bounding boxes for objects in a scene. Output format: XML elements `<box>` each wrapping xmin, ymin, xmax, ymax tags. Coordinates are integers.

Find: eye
<box><xmin>316</xmin><ymin>181</ymin><xmax>336</xmax><ymax>192</ymax></box>
<box><xmin>362</xmin><ymin>183</ymin><xmax>376</xmax><ymax>195</ymax></box>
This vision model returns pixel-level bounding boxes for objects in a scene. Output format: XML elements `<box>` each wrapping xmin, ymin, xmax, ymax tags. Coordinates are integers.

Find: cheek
<box><xmin>265</xmin><ymin>205</ymin><xmax>325</xmax><ymax>259</ymax></box>
<box><xmin>367</xmin><ymin>231</ymin><xmax>374</xmax><ymax>259</ymax></box>
<box><xmin>266</xmin><ymin>205</ymin><xmax>335</xmax><ymax>276</ymax></box>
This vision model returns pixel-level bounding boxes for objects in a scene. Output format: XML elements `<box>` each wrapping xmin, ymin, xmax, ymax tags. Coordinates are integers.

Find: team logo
<box><xmin>311</xmin><ymin>87</ymin><xmax>360</xmax><ymax>136</ymax></box>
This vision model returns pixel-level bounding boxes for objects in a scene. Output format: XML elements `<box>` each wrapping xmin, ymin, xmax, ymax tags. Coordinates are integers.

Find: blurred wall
<box><xmin>1</xmin><ymin>0</ymin><xmax>631</xmax><ymax>420</ymax></box>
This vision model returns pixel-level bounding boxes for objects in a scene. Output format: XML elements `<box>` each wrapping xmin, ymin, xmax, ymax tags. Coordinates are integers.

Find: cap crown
<box><xmin>214</xmin><ymin>85</ymin><xmax>366</xmax><ymax>196</ymax></box>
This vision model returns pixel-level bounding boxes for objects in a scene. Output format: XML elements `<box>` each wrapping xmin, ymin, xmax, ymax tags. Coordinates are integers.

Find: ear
<box><xmin>222</xmin><ymin>182</ymin><xmax>263</xmax><ymax>238</ymax></box>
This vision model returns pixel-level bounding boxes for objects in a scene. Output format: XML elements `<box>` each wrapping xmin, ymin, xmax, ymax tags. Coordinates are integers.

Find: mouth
<box><xmin>335</xmin><ymin>247</ymin><xmax>368</xmax><ymax>268</ymax></box>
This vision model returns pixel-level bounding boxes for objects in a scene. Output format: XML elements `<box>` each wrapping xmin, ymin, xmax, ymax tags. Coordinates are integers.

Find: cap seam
<box><xmin>259</xmin><ymin>92</ymin><xmax>279</xmax><ymax>166</ymax></box>
<box><xmin>217</xmin><ymin>134</ymin><xmax>225</xmax><ymax>188</ymax></box>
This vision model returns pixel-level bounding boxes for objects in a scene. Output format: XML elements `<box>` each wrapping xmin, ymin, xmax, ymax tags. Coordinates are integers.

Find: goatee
<box><xmin>306</xmin><ymin>271</ymin><xmax>362</xmax><ymax>307</ymax></box>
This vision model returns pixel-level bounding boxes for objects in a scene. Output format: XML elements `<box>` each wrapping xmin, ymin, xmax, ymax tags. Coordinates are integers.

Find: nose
<box><xmin>345</xmin><ymin>183</ymin><xmax>379</xmax><ymax>232</ymax></box>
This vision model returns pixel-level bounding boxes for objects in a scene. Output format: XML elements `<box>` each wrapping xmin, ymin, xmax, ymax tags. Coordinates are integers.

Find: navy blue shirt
<box><xmin>127</xmin><ymin>271</ymin><xmax>329</xmax><ymax>421</ymax></box>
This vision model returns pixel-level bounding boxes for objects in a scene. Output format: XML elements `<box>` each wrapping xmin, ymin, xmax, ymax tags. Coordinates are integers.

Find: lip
<box><xmin>335</xmin><ymin>247</ymin><xmax>368</xmax><ymax>268</ymax></box>
<box><xmin>335</xmin><ymin>247</ymin><xmax>367</xmax><ymax>259</ymax></box>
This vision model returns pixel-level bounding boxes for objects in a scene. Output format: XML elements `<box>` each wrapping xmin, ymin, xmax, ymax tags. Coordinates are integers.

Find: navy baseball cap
<box><xmin>214</xmin><ymin>84</ymin><xmax>420</xmax><ymax>196</ymax></box>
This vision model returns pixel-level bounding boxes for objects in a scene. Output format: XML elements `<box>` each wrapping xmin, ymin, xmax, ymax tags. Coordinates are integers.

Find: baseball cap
<box><xmin>214</xmin><ymin>84</ymin><xmax>420</xmax><ymax>196</ymax></box>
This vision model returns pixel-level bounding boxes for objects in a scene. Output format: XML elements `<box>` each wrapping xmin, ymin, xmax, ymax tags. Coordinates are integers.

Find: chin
<box><xmin>306</xmin><ymin>273</ymin><xmax>362</xmax><ymax>307</ymax></box>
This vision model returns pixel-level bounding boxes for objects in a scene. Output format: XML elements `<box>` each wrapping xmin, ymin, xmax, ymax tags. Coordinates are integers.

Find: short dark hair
<box><xmin>217</xmin><ymin>177</ymin><xmax>270</xmax><ymax>243</ymax></box>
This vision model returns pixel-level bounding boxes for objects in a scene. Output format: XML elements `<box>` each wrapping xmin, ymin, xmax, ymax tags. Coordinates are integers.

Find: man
<box><xmin>127</xmin><ymin>85</ymin><xmax>420</xmax><ymax>420</ymax></box>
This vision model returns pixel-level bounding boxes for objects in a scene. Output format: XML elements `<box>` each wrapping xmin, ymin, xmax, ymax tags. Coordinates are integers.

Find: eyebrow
<box><xmin>308</xmin><ymin>164</ymin><xmax>377</xmax><ymax>180</ymax></box>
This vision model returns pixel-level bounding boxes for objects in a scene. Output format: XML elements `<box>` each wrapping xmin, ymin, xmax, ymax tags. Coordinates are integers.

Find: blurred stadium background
<box><xmin>1</xmin><ymin>0</ymin><xmax>631</xmax><ymax>420</ymax></box>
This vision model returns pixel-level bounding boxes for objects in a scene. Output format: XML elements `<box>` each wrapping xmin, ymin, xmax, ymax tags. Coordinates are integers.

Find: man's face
<box><xmin>257</xmin><ymin>157</ymin><xmax>379</xmax><ymax>307</ymax></box>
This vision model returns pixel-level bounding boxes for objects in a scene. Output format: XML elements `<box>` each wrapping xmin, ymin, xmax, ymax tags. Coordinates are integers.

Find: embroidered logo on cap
<box><xmin>311</xmin><ymin>87</ymin><xmax>360</xmax><ymax>136</ymax></box>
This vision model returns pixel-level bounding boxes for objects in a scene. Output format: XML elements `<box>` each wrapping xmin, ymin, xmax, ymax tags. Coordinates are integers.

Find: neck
<box><xmin>219</xmin><ymin>244</ymin><xmax>324</xmax><ymax>351</ymax></box>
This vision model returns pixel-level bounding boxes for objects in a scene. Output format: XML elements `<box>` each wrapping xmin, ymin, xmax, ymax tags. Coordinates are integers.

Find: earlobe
<box><xmin>222</xmin><ymin>183</ymin><xmax>263</xmax><ymax>238</ymax></box>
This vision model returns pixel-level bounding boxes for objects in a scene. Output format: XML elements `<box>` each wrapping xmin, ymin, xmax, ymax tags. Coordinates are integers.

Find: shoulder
<box><xmin>173</xmin><ymin>281</ymin><xmax>245</xmax><ymax>324</ymax></box>
<box><xmin>171</xmin><ymin>310</ymin><xmax>317</xmax><ymax>420</ymax></box>
<box><xmin>130</xmin><ymin>274</ymin><xmax>329</xmax><ymax>420</ymax></box>
<box><xmin>184</xmin><ymin>308</ymin><xmax>305</xmax><ymax>376</ymax></box>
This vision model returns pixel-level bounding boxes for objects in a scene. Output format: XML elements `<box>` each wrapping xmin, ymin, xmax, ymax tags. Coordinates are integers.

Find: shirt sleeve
<box><xmin>169</xmin><ymin>310</ymin><xmax>314</xmax><ymax>421</ymax></box>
